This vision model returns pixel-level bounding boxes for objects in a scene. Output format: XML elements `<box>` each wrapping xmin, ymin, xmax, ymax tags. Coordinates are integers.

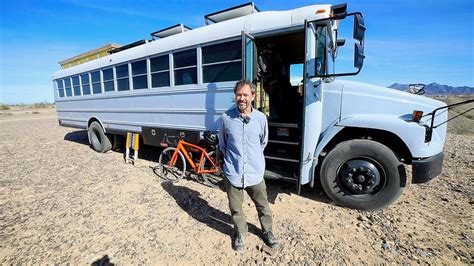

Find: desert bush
<box><xmin>434</xmin><ymin>96</ymin><xmax>474</xmax><ymax>135</ymax></box>
<box><xmin>33</xmin><ymin>101</ymin><xmax>54</xmax><ymax>108</ymax></box>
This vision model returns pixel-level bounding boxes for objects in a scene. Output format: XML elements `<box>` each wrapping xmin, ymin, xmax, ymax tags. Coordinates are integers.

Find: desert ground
<box><xmin>0</xmin><ymin>107</ymin><xmax>472</xmax><ymax>264</ymax></box>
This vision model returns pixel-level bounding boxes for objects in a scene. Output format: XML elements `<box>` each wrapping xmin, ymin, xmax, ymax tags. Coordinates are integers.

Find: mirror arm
<box><xmin>306</xmin><ymin>67</ymin><xmax>362</xmax><ymax>79</ymax></box>
<box><xmin>336</xmin><ymin>39</ymin><xmax>346</xmax><ymax>47</ymax></box>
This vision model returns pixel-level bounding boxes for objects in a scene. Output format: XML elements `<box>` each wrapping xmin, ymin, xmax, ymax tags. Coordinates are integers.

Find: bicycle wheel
<box><xmin>157</xmin><ymin>147</ymin><xmax>186</xmax><ymax>182</ymax></box>
<box><xmin>200</xmin><ymin>151</ymin><xmax>225</xmax><ymax>188</ymax></box>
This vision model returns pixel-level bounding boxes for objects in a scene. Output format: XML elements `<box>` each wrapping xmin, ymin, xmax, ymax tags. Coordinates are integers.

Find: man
<box><xmin>218</xmin><ymin>80</ymin><xmax>280</xmax><ymax>251</ymax></box>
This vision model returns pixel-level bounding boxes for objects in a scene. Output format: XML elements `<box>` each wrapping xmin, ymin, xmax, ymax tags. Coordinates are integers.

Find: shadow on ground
<box><xmin>161</xmin><ymin>182</ymin><xmax>261</xmax><ymax>237</ymax></box>
<box><xmin>64</xmin><ymin>130</ymin><xmax>89</xmax><ymax>145</ymax></box>
<box><xmin>64</xmin><ymin>130</ymin><xmax>332</xmax><ymax>207</ymax></box>
<box><xmin>63</xmin><ymin>130</ymin><xmax>162</xmax><ymax>162</ymax></box>
<box><xmin>265</xmin><ymin>179</ymin><xmax>331</xmax><ymax>205</ymax></box>
<box><xmin>91</xmin><ymin>255</ymin><xmax>115</xmax><ymax>266</ymax></box>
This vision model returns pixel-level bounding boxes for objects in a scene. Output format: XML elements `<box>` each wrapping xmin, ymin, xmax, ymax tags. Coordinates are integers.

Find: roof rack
<box><xmin>204</xmin><ymin>2</ymin><xmax>259</xmax><ymax>25</ymax></box>
<box><xmin>108</xmin><ymin>40</ymin><xmax>147</xmax><ymax>54</ymax></box>
<box><xmin>150</xmin><ymin>24</ymin><xmax>192</xmax><ymax>39</ymax></box>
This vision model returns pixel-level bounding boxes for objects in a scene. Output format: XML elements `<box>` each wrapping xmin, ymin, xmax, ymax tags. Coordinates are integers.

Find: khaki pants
<box><xmin>224</xmin><ymin>178</ymin><xmax>273</xmax><ymax>235</ymax></box>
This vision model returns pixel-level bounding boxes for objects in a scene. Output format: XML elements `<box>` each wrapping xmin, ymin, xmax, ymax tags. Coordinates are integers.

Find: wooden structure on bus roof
<box><xmin>58</xmin><ymin>43</ymin><xmax>121</xmax><ymax>69</ymax></box>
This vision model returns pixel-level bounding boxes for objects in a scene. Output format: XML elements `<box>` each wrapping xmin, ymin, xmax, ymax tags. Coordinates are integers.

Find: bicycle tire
<box><xmin>200</xmin><ymin>151</ymin><xmax>225</xmax><ymax>188</ymax></box>
<box><xmin>157</xmin><ymin>147</ymin><xmax>186</xmax><ymax>182</ymax></box>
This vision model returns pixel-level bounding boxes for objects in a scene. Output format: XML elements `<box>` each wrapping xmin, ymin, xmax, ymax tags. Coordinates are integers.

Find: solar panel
<box><xmin>151</xmin><ymin>24</ymin><xmax>192</xmax><ymax>39</ymax></box>
<box><xmin>204</xmin><ymin>2</ymin><xmax>259</xmax><ymax>24</ymax></box>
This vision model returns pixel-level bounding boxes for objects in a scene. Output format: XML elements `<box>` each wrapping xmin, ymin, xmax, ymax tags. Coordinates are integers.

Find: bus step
<box><xmin>265</xmin><ymin>155</ymin><xmax>299</xmax><ymax>163</ymax></box>
<box><xmin>268</xmin><ymin>140</ymin><xmax>299</xmax><ymax>145</ymax></box>
<box><xmin>268</xmin><ymin>122</ymin><xmax>299</xmax><ymax>128</ymax></box>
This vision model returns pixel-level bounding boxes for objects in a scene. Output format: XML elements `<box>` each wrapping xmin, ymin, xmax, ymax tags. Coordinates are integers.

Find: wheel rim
<box><xmin>160</xmin><ymin>164</ymin><xmax>182</xmax><ymax>181</ymax></box>
<box><xmin>200</xmin><ymin>151</ymin><xmax>224</xmax><ymax>188</ymax></box>
<box><xmin>158</xmin><ymin>148</ymin><xmax>185</xmax><ymax>182</ymax></box>
<box><xmin>336</xmin><ymin>158</ymin><xmax>385</xmax><ymax>195</ymax></box>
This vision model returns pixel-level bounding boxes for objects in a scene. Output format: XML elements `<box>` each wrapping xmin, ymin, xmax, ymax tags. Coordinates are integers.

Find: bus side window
<box><xmin>315</xmin><ymin>26</ymin><xmax>327</xmax><ymax>76</ymax></box>
<box><xmin>91</xmin><ymin>71</ymin><xmax>101</xmax><ymax>94</ymax></box>
<box><xmin>174</xmin><ymin>49</ymin><xmax>197</xmax><ymax>86</ymax></box>
<box><xmin>81</xmin><ymin>73</ymin><xmax>91</xmax><ymax>95</ymax></box>
<box><xmin>64</xmin><ymin>77</ymin><xmax>72</xmax><ymax>97</ymax></box>
<box><xmin>202</xmin><ymin>40</ymin><xmax>242</xmax><ymax>83</ymax></box>
<box><xmin>103</xmin><ymin>68</ymin><xmax>114</xmax><ymax>92</ymax></box>
<box><xmin>150</xmin><ymin>55</ymin><xmax>170</xmax><ymax>88</ymax></box>
<box><xmin>72</xmin><ymin>76</ymin><xmax>81</xmax><ymax>96</ymax></box>
<box><xmin>57</xmin><ymin>79</ymin><xmax>65</xmax><ymax>97</ymax></box>
<box><xmin>131</xmin><ymin>60</ymin><xmax>148</xmax><ymax>90</ymax></box>
<box><xmin>116</xmin><ymin>64</ymin><xmax>130</xmax><ymax>91</ymax></box>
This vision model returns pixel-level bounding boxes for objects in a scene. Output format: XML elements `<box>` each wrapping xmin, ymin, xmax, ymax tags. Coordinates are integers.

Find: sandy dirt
<box><xmin>0</xmin><ymin>108</ymin><xmax>472</xmax><ymax>264</ymax></box>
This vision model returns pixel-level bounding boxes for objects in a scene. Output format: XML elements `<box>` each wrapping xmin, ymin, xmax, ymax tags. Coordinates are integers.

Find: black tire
<box><xmin>320</xmin><ymin>139</ymin><xmax>405</xmax><ymax>211</ymax></box>
<box><xmin>88</xmin><ymin>121</ymin><xmax>112</xmax><ymax>153</ymax></box>
<box><xmin>157</xmin><ymin>147</ymin><xmax>186</xmax><ymax>182</ymax></box>
<box><xmin>109</xmin><ymin>134</ymin><xmax>124</xmax><ymax>151</ymax></box>
<box><xmin>200</xmin><ymin>151</ymin><xmax>225</xmax><ymax>188</ymax></box>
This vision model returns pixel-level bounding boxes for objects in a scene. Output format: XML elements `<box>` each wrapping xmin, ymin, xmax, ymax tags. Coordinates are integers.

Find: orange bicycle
<box><xmin>155</xmin><ymin>131</ymin><xmax>224</xmax><ymax>188</ymax></box>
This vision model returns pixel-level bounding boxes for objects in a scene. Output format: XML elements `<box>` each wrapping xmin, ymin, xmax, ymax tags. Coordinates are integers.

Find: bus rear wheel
<box><xmin>88</xmin><ymin>121</ymin><xmax>112</xmax><ymax>153</ymax></box>
<box><xmin>320</xmin><ymin>139</ymin><xmax>405</xmax><ymax>211</ymax></box>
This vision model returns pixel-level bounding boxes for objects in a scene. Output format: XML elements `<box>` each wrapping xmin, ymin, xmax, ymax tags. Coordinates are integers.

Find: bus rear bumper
<box><xmin>411</xmin><ymin>152</ymin><xmax>444</xmax><ymax>184</ymax></box>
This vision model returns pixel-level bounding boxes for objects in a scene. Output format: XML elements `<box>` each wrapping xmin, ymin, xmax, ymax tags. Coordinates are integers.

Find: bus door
<box><xmin>299</xmin><ymin>21</ymin><xmax>326</xmax><ymax>191</ymax></box>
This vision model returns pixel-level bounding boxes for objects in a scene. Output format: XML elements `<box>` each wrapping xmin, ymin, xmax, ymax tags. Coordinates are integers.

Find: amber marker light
<box><xmin>412</xmin><ymin>110</ymin><xmax>423</xmax><ymax>122</ymax></box>
<box><xmin>316</xmin><ymin>9</ymin><xmax>326</xmax><ymax>14</ymax></box>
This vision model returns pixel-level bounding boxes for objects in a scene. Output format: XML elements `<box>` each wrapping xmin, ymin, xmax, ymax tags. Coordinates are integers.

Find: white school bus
<box><xmin>52</xmin><ymin>3</ymin><xmax>448</xmax><ymax>210</ymax></box>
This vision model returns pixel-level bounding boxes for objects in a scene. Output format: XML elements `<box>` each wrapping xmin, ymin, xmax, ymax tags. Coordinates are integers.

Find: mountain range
<box><xmin>389</xmin><ymin>82</ymin><xmax>473</xmax><ymax>95</ymax></box>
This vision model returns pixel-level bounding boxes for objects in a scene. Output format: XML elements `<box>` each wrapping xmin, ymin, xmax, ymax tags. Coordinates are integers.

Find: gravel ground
<box><xmin>0</xmin><ymin>108</ymin><xmax>472</xmax><ymax>264</ymax></box>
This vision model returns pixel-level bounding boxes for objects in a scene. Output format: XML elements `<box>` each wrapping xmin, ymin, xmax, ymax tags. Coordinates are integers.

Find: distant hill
<box><xmin>389</xmin><ymin>82</ymin><xmax>473</xmax><ymax>95</ymax></box>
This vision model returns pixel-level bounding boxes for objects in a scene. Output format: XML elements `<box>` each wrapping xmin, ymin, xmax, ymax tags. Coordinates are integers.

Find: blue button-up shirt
<box><xmin>218</xmin><ymin>106</ymin><xmax>268</xmax><ymax>188</ymax></box>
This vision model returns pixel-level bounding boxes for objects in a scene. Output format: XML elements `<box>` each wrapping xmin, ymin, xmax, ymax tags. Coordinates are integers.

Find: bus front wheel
<box><xmin>320</xmin><ymin>139</ymin><xmax>405</xmax><ymax>211</ymax></box>
<box><xmin>88</xmin><ymin>121</ymin><xmax>112</xmax><ymax>153</ymax></box>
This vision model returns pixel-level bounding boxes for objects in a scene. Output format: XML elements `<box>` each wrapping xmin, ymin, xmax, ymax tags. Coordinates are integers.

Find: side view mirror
<box><xmin>307</xmin><ymin>12</ymin><xmax>366</xmax><ymax>78</ymax></box>
<box><xmin>353</xmin><ymin>14</ymin><xmax>365</xmax><ymax>42</ymax></box>
<box><xmin>354</xmin><ymin>43</ymin><xmax>365</xmax><ymax>69</ymax></box>
<box><xmin>409</xmin><ymin>84</ymin><xmax>426</xmax><ymax>95</ymax></box>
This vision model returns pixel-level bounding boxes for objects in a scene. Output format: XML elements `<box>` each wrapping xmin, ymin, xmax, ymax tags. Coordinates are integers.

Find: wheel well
<box><xmin>322</xmin><ymin>127</ymin><xmax>413</xmax><ymax>164</ymax></box>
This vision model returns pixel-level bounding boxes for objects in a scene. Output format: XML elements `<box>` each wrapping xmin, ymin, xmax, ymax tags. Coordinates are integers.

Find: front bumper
<box><xmin>412</xmin><ymin>152</ymin><xmax>444</xmax><ymax>184</ymax></box>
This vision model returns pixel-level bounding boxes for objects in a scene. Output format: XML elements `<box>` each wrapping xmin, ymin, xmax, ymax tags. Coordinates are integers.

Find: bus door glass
<box><xmin>242</xmin><ymin>32</ymin><xmax>256</xmax><ymax>82</ymax></box>
<box><xmin>242</xmin><ymin>31</ymin><xmax>257</xmax><ymax>107</ymax></box>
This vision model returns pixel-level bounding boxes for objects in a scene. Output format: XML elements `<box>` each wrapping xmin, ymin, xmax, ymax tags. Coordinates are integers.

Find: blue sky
<box><xmin>0</xmin><ymin>0</ymin><xmax>472</xmax><ymax>104</ymax></box>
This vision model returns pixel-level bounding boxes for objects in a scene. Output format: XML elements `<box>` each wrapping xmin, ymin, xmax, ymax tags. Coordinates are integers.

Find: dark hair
<box><xmin>234</xmin><ymin>80</ymin><xmax>256</xmax><ymax>94</ymax></box>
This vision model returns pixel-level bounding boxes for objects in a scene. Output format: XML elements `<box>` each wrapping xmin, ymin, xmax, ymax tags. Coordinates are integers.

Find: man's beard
<box><xmin>238</xmin><ymin>102</ymin><xmax>247</xmax><ymax>111</ymax></box>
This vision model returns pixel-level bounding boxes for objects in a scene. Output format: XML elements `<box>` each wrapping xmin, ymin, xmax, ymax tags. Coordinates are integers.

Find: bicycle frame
<box><xmin>169</xmin><ymin>140</ymin><xmax>219</xmax><ymax>174</ymax></box>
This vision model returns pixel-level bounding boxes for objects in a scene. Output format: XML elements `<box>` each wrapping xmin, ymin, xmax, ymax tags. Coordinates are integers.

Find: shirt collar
<box><xmin>235</xmin><ymin>105</ymin><xmax>254</xmax><ymax>117</ymax></box>
<box><xmin>234</xmin><ymin>105</ymin><xmax>254</xmax><ymax>123</ymax></box>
